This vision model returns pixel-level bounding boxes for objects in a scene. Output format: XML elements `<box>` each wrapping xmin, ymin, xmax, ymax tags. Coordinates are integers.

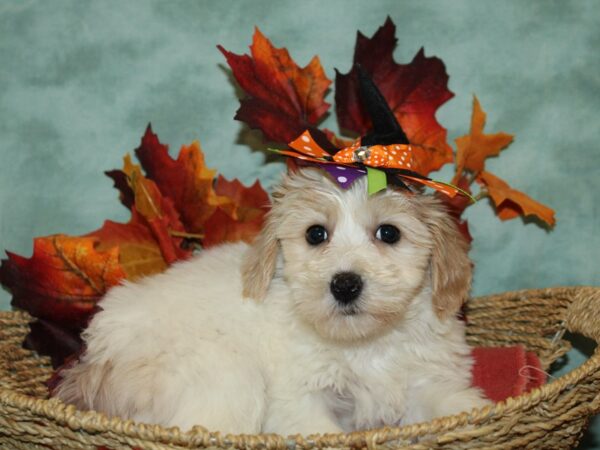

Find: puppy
<box><xmin>56</xmin><ymin>167</ymin><xmax>488</xmax><ymax>434</ymax></box>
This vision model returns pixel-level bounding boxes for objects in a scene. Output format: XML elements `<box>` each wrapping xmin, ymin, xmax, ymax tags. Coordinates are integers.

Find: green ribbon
<box><xmin>367</xmin><ymin>167</ymin><xmax>387</xmax><ymax>195</ymax></box>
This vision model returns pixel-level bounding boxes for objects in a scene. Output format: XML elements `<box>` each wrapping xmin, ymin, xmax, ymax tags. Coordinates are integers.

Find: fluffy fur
<box><xmin>56</xmin><ymin>168</ymin><xmax>489</xmax><ymax>434</ymax></box>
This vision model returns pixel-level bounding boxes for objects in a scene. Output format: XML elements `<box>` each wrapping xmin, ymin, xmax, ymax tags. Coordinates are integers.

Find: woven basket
<box><xmin>0</xmin><ymin>286</ymin><xmax>599</xmax><ymax>450</ymax></box>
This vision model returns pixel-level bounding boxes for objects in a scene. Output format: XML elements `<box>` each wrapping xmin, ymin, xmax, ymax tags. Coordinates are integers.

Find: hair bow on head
<box><xmin>271</xmin><ymin>67</ymin><xmax>470</xmax><ymax>199</ymax></box>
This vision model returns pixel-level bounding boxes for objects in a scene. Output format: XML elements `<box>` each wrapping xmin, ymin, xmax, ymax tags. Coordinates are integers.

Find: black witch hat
<box><xmin>273</xmin><ymin>67</ymin><xmax>463</xmax><ymax>198</ymax></box>
<box><xmin>354</xmin><ymin>66</ymin><xmax>425</xmax><ymax>191</ymax></box>
<box><xmin>357</xmin><ymin>66</ymin><xmax>410</xmax><ymax>147</ymax></box>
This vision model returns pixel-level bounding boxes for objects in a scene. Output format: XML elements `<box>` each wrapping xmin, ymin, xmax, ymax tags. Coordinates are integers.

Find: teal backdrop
<box><xmin>0</xmin><ymin>1</ymin><xmax>598</xmax><ymax>447</ymax></box>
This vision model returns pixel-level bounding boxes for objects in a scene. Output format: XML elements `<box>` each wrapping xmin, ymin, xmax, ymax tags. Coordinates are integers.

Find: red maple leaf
<box><xmin>121</xmin><ymin>154</ymin><xmax>191</xmax><ymax>264</ymax></box>
<box><xmin>203</xmin><ymin>176</ymin><xmax>270</xmax><ymax>248</ymax></box>
<box><xmin>213</xmin><ymin>176</ymin><xmax>270</xmax><ymax>218</ymax></box>
<box><xmin>335</xmin><ymin>17</ymin><xmax>454</xmax><ymax>175</ymax></box>
<box><xmin>134</xmin><ymin>125</ymin><xmax>231</xmax><ymax>235</ymax></box>
<box><xmin>219</xmin><ymin>28</ymin><xmax>331</xmax><ymax>144</ymax></box>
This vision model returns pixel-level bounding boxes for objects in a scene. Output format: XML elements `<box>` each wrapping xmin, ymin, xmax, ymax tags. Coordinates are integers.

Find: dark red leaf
<box><xmin>24</xmin><ymin>319</ymin><xmax>83</xmax><ymax>369</ymax></box>
<box><xmin>104</xmin><ymin>169</ymin><xmax>134</xmax><ymax>210</ymax></box>
<box><xmin>335</xmin><ymin>17</ymin><xmax>454</xmax><ymax>175</ymax></box>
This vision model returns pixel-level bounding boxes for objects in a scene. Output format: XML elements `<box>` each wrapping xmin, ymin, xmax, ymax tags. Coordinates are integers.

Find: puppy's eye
<box><xmin>375</xmin><ymin>224</ymin><xmax>401</xmax><ymax>244</ymax></box>
<box><xmin>306</xmin><ymin>225</ymin><xmax>328</xmax><ymax>245</ymax></box>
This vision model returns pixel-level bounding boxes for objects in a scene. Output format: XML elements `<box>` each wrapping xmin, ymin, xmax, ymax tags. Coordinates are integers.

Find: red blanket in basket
<box><xmin>471</xmin><ymin>345</ymin><xmax>547</xmax><ymax>402</ymax></box>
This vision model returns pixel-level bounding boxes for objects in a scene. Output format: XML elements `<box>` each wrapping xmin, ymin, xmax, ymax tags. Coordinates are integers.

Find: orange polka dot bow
<box><xmin>273</xmin><ymin>130</ymin><xmax>467</xmax><ymax>199</ymax></box>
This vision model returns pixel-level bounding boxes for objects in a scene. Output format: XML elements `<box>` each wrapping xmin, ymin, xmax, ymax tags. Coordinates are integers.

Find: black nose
<box><xmin>330</xmin><ymin>272</ymin><xmax>363</xmax><ymax>305</ymax></box>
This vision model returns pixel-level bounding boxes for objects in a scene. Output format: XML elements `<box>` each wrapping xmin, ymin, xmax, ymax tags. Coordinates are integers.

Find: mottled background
<box><xmin>0</xmin><ymin>0</ymin><xmax>598</xmax><ymax>447</ymax></box>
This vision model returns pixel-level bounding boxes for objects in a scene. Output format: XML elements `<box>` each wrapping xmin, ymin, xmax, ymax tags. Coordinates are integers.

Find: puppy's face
<box><xmin>242</xmin><ymin>168</ymin><xmax>471</xmax><ymax>342</ymax></box>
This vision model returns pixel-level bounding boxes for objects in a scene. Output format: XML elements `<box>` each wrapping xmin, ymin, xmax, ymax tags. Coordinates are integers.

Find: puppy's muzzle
<box><xmin>330</xmin><ymin>272</ymin><xmax>363</xmax><ymax>305</ymax></box>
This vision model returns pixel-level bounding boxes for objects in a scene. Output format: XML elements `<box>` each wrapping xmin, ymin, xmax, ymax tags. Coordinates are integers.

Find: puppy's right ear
<box><xmin>241</xmin><ymin>211</ymin><xmax>279</xmax><ymax>301</ymax></box>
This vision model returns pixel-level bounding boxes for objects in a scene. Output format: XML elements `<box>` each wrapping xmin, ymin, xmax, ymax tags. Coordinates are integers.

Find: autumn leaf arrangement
<box><xmin>0</xmin><ymin>18</ymin><xmax>555</xmax><ymax>374</ymax></box>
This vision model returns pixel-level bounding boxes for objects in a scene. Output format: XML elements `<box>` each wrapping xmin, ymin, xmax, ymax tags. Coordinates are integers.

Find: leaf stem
<box><xmin>169</xmin><ymin>230</ymin><xmax>205</xmax><ymax>240</ymax></box>
<box><xmin>474</xmin><ymin>189</ymin><xmax>489</xmax><ymax>201</ymax></box>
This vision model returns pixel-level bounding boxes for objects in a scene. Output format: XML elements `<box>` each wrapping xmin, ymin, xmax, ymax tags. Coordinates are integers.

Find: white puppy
<box><xmin>56</xmin><ymin>167</ymin><xmax>488</xmax><ymax>434</ymax></box>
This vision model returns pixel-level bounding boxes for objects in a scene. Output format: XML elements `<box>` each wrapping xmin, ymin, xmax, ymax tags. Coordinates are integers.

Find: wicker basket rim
<box><xmin>1</xmin><ymin>285</ymin><xmax>599</xmax><ymax>449</ymax></box>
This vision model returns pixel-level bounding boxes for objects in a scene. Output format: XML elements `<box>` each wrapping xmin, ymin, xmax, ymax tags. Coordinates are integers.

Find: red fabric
<box><xmin>471</xmin><ymin>345</ymin><xmax>546</xmax><ymax>403</ymax></box>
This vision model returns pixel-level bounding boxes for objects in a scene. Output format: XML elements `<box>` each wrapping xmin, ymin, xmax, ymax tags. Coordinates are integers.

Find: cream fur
<box><xmin>56</xmin><ymin>168</ymin><xmax>489</xmax><ymax>434</ymax></box>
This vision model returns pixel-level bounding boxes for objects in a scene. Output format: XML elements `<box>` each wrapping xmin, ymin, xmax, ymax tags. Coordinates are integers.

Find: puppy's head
<box><xmin>242</xmin><ymin>168</ymin><xmax>471</xmax><ymax>342</ymax></box>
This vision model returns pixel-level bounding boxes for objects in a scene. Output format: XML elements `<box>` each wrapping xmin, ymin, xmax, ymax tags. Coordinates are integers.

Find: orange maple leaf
<box><xmin>91</xmin><ymin>212</ymin><xmax>168</xmax><ymax>281</ymax></box>
<box><xmin>0</xmin><ymin>235</ymin><xmax>125</xmax><ymax>329</ymax></box>
<box><xmin>477</xmin><ymin>171</ymin><xmax>556</xmax><ymax>226</ymax></box>
<box><xmin>219</xmin><ymin>28</ymin><xmax>331</xmax><ymax>144</ymax></box>
<box><xmin>454</xmin><ymin>96</ymin><xmax>514</xmax><ymax>181</ymax></box>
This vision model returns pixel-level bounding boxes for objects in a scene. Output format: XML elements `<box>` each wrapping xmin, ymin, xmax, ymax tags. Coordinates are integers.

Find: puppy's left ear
<box><xmin>241</xmin><ymin>211</ymin><xmax>279</xmax><ymax>302</ymax></box>
<box><xmin>426</xmin><ymin>206</ymin><xmax>472</xmax><ymax>320</ymax></box>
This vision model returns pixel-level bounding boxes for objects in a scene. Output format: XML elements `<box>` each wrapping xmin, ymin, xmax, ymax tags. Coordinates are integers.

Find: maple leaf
<box><xmin>477</xmin><ymin>171</ymin><xmax>556</xmax><ymax>226</ymax></box>
<box><xmin>0</xmin><ymin>235</ymin><xmax>125</xmax><ymax>329</ymax></box>
<box><xmin>335</xmin><ymin>17</ymin><xmax>454</xmax><ymax>175</ymax></box>
<box><xmin>219</xmin><ymin>28</ymin><xmax>331</xmax><ymax>144</ymax></box>
<box><xmin>122</xmin><ymin>155</ymin><xmax>192</xmax><ymax>264</ymax></box>
<box><xmin>322</xmin><ymin>128</ymin><xmax>354</xmax><ymax>149</ymax></box>
<box><xmin>202</xmin><ymin>176</ymin><xmax>270</xmax><ymax>248</ymax></box>
<box><xmin>0</xmin><ymin>193</ymin><xmax>188</xmax><ymax>367</ymax></box>
<box><xmin>0</xmin><ymin>148</ymin><xmax>195</xmax><ymax>367</ymax></box>
<box><xmin>213</xmin><ymin>176</ymin><xmax>270</xmax><ymax>221</ymax></box>
<box><xmin>24</xmin><ymin>319</ymin><xmax>83</xmax><ymax>369</ymax></box>
<box><xmin>91</xmin><ymin>213</ymin><xmax>168</xmax><ymax>280</ymax></box>
<box><xmin>134</xmin><ymin>125</ymin><xmax>230</xmax><ymax>234</ymax></box>
<box><xmin>105</xmin><ymin>169</ymin><xmax>134</xmax><ymax>210</ymax></box>
<box><xmin>454</xmin><ymin>96</ymin><xmax>514</xmax><ymax>180</ymax></box>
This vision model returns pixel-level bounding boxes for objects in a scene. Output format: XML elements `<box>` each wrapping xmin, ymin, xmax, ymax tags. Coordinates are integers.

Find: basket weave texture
<box><xmin>0</xmin><ymin>286</ymin><xmax>599</xmax><ymax>450</ymax></box>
